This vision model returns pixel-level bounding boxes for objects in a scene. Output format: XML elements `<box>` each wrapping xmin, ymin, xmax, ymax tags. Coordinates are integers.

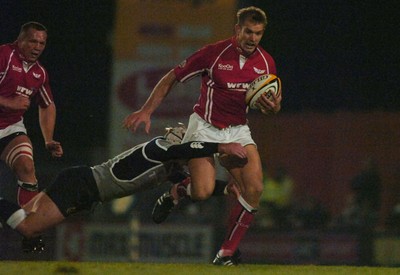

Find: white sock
<box><xmin>7</xmin><ymin>209</ymin><xmax>27</xmax><ymax>229</ymax></box>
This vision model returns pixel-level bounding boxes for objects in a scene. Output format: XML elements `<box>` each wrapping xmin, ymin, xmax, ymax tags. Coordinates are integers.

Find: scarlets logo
<box><xmin>178</xmin><ymin>60</ymin><xmax>187</xmax><ymax>68</ymax></box>
<box><xmin>253</xmin><ymin>67</ymin><xmax>266</xmax><ymax>74</ymax></box>
<box><xmin>33</xmin><ymin>72</ymin><xmax>41</xmax><ymax>78</ymax></box>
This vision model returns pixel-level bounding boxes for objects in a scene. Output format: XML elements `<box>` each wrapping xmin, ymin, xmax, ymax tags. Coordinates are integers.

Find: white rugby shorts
<box><xmin>0</xmin><ymin>119</ymin><xmax>27</xmax><ymax>139</ymax></box>
<box><xmin>182</xmin><ymin>113</ymin><xmax>256</xmax><ymax>146</ymax></box>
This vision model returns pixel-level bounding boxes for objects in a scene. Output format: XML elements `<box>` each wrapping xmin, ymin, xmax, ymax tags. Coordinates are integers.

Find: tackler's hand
<box><xmin>218</xmin><ymin>142</ymin><xmax>248</xmax><ymax>169</ymax></box>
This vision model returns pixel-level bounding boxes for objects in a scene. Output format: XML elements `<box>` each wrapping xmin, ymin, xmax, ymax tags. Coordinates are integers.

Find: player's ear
<box><xmin>234</xmin><ymin>24</ymin><xmax>241</xmax><ymax>34</ymax></box>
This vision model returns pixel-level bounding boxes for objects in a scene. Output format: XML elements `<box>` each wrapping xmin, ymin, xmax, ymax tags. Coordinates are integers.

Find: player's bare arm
<box><xmin>155</xmin><ymin>139</ymin><xmax>247</xmax><ymax>164</ymax></box>
<box><xmin>123</xmin><ymin>69</ymin><xmax>177</xmax><ymax>134</ymax></box>
<box><xmin>39</xmin><ymin>103</ymin><xmax>63</xmax><ymax>158</ymax></box>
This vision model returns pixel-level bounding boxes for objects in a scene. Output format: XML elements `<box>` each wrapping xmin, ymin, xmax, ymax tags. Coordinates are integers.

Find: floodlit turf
<box><xmin>0</xmin><ymin>261</ymin><xmax>399</xmax><ymax>275</ymax></box>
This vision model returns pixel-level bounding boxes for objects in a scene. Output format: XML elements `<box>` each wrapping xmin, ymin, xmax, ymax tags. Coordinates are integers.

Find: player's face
<box><xmin>235</xmin><ymin>21</ymin><xmax>265</xmax><ymax>56</ymax></box>
<box><xmin>18</xmin><ymin>28</ymin><xmax>47</xmax><ymax>63</ymax></box>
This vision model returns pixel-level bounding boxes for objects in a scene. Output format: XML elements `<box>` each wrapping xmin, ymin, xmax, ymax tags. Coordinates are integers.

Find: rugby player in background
<box><xmin>0</xmin><ymin>22</ymin><xmax>63</xmax><ymax>207</ymax></box>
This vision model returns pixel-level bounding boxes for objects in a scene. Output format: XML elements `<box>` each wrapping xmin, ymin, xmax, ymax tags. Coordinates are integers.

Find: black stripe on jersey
<box><xmin>112</xmin><ymin>145</ymin><xmax>159</xmax><ymax>181</ymax></box>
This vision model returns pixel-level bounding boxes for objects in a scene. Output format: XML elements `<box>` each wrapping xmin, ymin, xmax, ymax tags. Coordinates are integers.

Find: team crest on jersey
<box><xmin>12</xmin><ymin>65</ymin><xmax>22</xmax><ymax>73</ymax></box>
<box><xmin>33</xmin><ymin>72</ymin><xmax>41</xmax><ymax>79</ymax></box>
<box><xmin>253</xmin><ymin>67</ymin><xmax>266</xmax><ymax>74</ymax></box>
<box><xmin>178</xmin><ymin>60</ymin><xmax>187</xmax><ymax>68</ymax></box>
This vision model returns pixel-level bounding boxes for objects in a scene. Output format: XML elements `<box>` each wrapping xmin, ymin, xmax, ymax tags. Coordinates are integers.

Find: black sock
<box><xmin>212</xmin><ymin>180</ymin><xmax>228</xmax><ymax>196</ymax></box>
<box><xmin>0</xmin><ymin>198</ymin><xmax>21</xmax><ymax>221</ymax></box>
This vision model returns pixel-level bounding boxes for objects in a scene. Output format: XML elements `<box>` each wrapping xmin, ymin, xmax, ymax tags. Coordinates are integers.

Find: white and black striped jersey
<box><xmin>92</xmin><ymin>137</ymin><xmax>219</xmax><ymax>202</ymax></box>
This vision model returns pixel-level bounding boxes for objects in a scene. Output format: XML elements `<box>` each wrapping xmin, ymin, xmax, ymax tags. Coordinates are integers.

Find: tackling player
<box><xmin>0</xmin><ymin>125</ymin><xmax>247</xmax><ymax>252</ymax></box>
<box><xmin>123</xmin><ymin>6</ymin><xmax>282</xmax><ymax>265</ymax></box>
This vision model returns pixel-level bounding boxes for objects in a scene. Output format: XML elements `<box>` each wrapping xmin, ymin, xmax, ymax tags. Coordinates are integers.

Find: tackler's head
<box><xmin>164</xmin><ymin>123</ymin><xmax>186</xmax><ymax>145</ymax></box>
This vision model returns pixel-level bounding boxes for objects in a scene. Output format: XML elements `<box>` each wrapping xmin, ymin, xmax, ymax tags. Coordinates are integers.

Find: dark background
<box><xmin>1</xmin><ymin>0</ymin><xmax>399</xmax><ymax>155</ymax></box>
<box><xmin>244</xmin><ymin>0</ymin><xmax>400</xmax><ymax>112</ymax></box>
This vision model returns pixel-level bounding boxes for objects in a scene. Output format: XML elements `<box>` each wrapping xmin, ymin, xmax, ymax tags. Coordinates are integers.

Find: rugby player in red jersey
<box><xmin>0</xmin><ymin>22</ymin><xmax>63</xmax><ymax>205</ymax></box>
<box><xmin>123</xmin><ymin>6</ymin><xmax>282</xmax><ymax>265</ymax></box>
<box><xmin>0</xmin><ymin>22</ymin><xmax>63</xmax><ymax>206</ymax></box>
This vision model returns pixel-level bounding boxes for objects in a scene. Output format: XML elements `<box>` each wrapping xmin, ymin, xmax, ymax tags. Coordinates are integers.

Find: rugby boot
<box><xmin>152</xmin><ymin>192</ymin><xmax>175</xmax><ymax>224</ymax></box>
<box><xmin>21</xmin><ymin>235</ymin><xmax>45</xmax><ymax>253</ymax></box>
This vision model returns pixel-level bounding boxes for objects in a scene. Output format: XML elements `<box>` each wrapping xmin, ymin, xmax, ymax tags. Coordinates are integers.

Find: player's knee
<box><xmin>190</xmin><ymin>187</ymin><xmax>213</xmax><ymax>201</ymax></box>
<box><xmin>242</xmin><ymin>182</ymin><xmax>263</xmax><ymax>198</ymax></box>
<box><xmin>22</xmin><ymin>228</ymin><xmax>42</xmax><ymax>239</ymax></box>
<box><xmin>192</xmin><ymin>193</ymin><xmax>210</xmax><ymax>201</ymax></box>
<box><xmin>254</xmin><ymin>184</ymin><xmax>263</xmax><ymax>197</ymax></box>
<box><xmin>18</xmin><ymin>223</ymin><xmax>41</xmax><ymax>239</ymax></box>
<box><xmin>14</xmin><ymin>158</ymin><xmax>36</xmax><ymax>178</ymax></box>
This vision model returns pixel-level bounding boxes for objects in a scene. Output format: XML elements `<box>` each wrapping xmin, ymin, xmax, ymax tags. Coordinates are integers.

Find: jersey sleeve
<box><xmin>145</xmin><ymin>138</ymin><xmax>219</xmax><ymax>161</ymax></box>
<box><xmin>268</xmin><ymin>55</ymin><xmax>277</xmax><ymax>75</ymax></box>
<box><xmin>261</xmin><ymin>48</ymin><xmax>277</xmax><ymax>75</ymax></box>
<box><xmin>162</xmin><ymin>141</ymin><xmax>219</xmax><ymax>160</ymax></box>
<box><xmin>0</xmin><ymin>45</ymin><xmax>10</xmax><ymax>77</ymax></box>
<box><xmin>173</xmin><ymin>44</ymin><xmax>214</xmax><ymax>83</ymax></box>
<box><xmin>35</xmin><ymin>66</ymin><xmax>54</xmax><ymax>108</ymax></box>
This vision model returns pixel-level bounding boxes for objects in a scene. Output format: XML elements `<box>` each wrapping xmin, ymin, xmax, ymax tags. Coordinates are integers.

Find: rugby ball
<box><xmin>245</xmin><ymin>74</ymin><xmax>281</xmax><ymax>110</ymax></box>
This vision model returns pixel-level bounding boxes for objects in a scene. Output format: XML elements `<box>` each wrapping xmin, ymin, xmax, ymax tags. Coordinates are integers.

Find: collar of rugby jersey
<box><xmin>11</xmin><ymin>41</ymin><xmax>37</xmax><ymax>72</ymax></box>
<box><xmin>231</xmin><ymin>36</ymin><xmax>259</xmax><ymax>58</ymax></box>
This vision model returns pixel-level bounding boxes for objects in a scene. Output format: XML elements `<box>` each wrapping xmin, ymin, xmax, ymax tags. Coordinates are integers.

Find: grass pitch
<box><xmin>0</xmin><ymin>261</ymin><xmax>399</xmax><ymax>275</ymax></box>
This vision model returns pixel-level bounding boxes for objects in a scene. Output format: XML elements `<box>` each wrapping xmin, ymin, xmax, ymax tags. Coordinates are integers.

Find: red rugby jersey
<box><xmin>0</xmin><ymin>43</ymin><xmax>53</xmax><ymax>129</ymax></box>
<box><xmin>174</xmin><ymin>37</ymin><xmax>276</xmax><ymax>129</ymax></box>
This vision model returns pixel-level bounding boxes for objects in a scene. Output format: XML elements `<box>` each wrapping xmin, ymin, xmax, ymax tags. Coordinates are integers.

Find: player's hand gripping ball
<box><xmin>245</xmin><ymin>74</ymin><xmax>282</xmax><ymax>110</ymax></box>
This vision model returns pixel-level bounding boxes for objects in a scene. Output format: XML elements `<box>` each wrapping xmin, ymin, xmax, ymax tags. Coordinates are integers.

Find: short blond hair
<box><xmin>236</xmin><ymin>6</ymin><xmax>267</xmax><ymax>27</ymax></box>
